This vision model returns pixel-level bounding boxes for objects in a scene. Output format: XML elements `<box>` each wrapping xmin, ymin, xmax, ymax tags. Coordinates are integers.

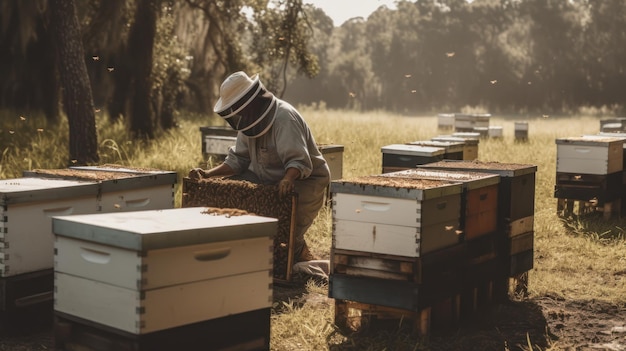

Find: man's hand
<box><xmin>278</xmin><ymin>178</ymin><xmax>294</xmax><ymax>197</ymax></box>
<box><xmin>188</xmin><ymin>168</ymin><xmax>206</xmax><ymax>180</ymax></box>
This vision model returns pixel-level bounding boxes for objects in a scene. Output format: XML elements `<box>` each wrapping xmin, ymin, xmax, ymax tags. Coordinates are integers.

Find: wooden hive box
<box><xmin>431</xmin><ymin>136</ymin><xmax>479</xmax><ymax>160</ymax></box>
<box><xmin>203</xmin><ymin>135</ymin><xmax>237</xmax><ymax>162</ymax></box>
<box><xmin>199</xmin><ymin>126</ymin><xmax>238</xmax><ymax>160</ymax></box>
<box><xmin>514</xmin><ymin>121</ymin><xmax>529</xmax><ymax>141</ymax></box>
<box><xmin>0</xmin><ymin>178</ymin><xmax>100</xmax><ymax>278</ymax></box>
<box><xmin>381</xmin><ymin>144</ymin><xmax>445</xmax><ymax>173</ymax></box>
<box><xmin>407</xmin><ymin>140</ymin><xmax>464</xmax><ymax>160</ymax></box>
<box><xmin>437</xmin><ymin>113</ymin><xmax>455</xmax><ymax>130</ymax></box>
<box><xmin>419</xmin><ymin>160</ymin><xmax>537</xmax><ymax>280</ymax></box>
<box><xmin>0</xmin><ymin>177</ymin><xmax>100</xmax><ymax>332</ymax></box>
<box><xmin>385</xmin><ymin>168</ymin><xmax>500</xmax><ymax>241</ymax></box>
<box><xmin>454</xmin><ymin>113</ymin><xmax>491</xmax><ymax>132</ymax></box>
<box><xmin>25</xmin><ymin>164</ymin><xmax>177</xmax><ymax>212</ymax></box>
<box><xmin>556</xmin><ymin>135</ymin><xmax>626</xmax><ymax>175</ymax></box>
<box><xmin>331</xmin><ymin>175</ymin><xmax>462</xmax><ymax>257</ymax></box>
<box><xmin>181</xmin><ymin>177</ymin><xmax>295</xmax><ymax>282</ymax></box>
<box><xmin>52</xmin><ymin>207</ymin><xmax>276</xmax><ymax>339</ymax></box>
<box><xmin>319</xmin><ymin>144</ymin><xmax>344</xmax><ymax>180</ymax></box>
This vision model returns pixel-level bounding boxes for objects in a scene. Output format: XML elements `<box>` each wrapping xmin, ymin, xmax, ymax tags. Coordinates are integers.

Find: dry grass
<box><xmin>2</xmin><ymin>108</ymin><xmax>625</xmax><ymax>350</ymax></box>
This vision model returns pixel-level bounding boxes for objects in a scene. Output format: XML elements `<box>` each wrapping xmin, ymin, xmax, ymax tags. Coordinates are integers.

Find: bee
<box><xmin>19</xmin><ymin>116</ymin><xmax>26</xmax><ymax>121</ymax></box>
<box><xmin>490</xmin><ymin>80</ymin><xmax>497</xmax><ymax>84</ymax></box>
<box><xmin>107</xmin><ymin>67</ymin><xmax>115</xmax><ymax>72</ymax></box>
<box><xmin>92</xmin><ymin>56</ymin><xmax>100</xmax><ymax>61</ymax></box>
<box><xmin>446</xmin><ymin>52</ymin><xmax>455</xmax><ymax>57</ymax></box>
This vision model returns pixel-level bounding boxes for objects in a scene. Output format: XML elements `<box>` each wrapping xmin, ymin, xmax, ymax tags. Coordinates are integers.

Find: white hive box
<box><xmin>25</xmin><ymin>165</ymin><xmax>176</xmax><ymax>212</ymax></box>
<box><xmin>0</xmin><ymin>177</ymin><xmax>100</xmax><ymax>277</ymax></box>
<box><xmin>204</xmin><ymin>135</ymin><xmax>237</xmax><ymax>159</ymax></box>
<box><xmin>556</xmin><ymin>135</ymin><xmax>626</xmax><ymax>175</ymax></box>
<box><xmin>431</xmin><ymin>136</ymin><xmax>479</xmax><ymax>160</ymax></box>
<box><xmin>437</xmin><ymin>113</ymin><xmax>455</xmax><ymax>129</ymax></box>
<box><xmin>381</xmin><ymin>144</ymin><xmax>445</xmax><ymax>173</ymax></box>
<box><xmin>406</xmin><ymin>140</ymin><xmax>465</xmax><ymax>160</ymax></box>
<box><xmin>331</xmin><ymin>176</ymin><xmax>462</xmax><ymax>257</ymax></box>
<box><xmin>53</xmin><ymin>207</ymin><xmax>276</xmax><ymax>335</ymax></box>
<box><xmin>319</xmin><ymin>144</ymin><xmax>344</xmax><ymax>180</ymax></box>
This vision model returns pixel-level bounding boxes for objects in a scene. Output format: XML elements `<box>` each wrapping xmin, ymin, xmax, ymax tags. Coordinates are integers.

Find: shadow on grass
<box><xmin>328</xmin><ymin>299</ymin><xmax>550</xmax><ymax>351</ymax></box>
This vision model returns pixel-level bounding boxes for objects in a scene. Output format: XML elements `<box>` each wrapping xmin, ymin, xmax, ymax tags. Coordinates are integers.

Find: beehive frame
<box><xmin>182</xmin><ymin>177</ymin><xmax>297</xmax><ymax>282</ymax></box>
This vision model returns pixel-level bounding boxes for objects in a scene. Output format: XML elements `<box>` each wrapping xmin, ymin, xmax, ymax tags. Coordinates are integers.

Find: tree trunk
<box><xmin>49</xmin><ymin>0</ymin><xmax>99</xmax><ymax>165</ymax></box>
<box><xmin>127</xmin><ymin>0</ymin><xmax>158</xmax><ymax>138</ymax></box>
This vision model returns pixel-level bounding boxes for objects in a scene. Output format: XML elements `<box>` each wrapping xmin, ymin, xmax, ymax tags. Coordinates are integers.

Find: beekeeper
<box><xmin>189</xmin><ymin>71</ymin><xmax>330</xmax><ymax>264</ymax></box>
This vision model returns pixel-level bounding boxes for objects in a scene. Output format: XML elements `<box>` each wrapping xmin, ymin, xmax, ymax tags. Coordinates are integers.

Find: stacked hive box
<box><xmin>0</xmin><ymin>166</ymin><xmax>176</xmax><ymax>332</ymax></box>
<box><xmin>0</xmin><ymin>178</ymin><xmax>98</xmax><ymax>332</ymax></box>
<box><xmin>555</xmin><ymin>135</ymin><xmax>626</xmax><ymax>219</ymax></box>
<box><xmin>599</xmin><ymin>118</ymin><xmax>626</xmax><ymax>133</ymax></box>
<box><xmin>181</xmin><ymin>177</ymin><xmax>296</xmax><ymax>282</ymax></box>
<box><xmin>378</xmin><ymin>169</ymin><xmax>500</xmax><ymax>314</ymax></box>
<box><xmin>381</xmin><ymin>144</ymin><xmax>445</xmax><ymax>173</ymax></box>
<box><xmin>431</xmin><ymin>136</ymin><xmax>479</xmax><ymax>160</ymax></box>
<box><xmin>53</xmin><ymin>207</ymin><xmax>276</xmax><ymax>351</ymax></box>
<box><xmin>406</xmin><ymin>140</ymin><xmax>465</xmax><ymax>160</ymax></box>
<box><xmin>420</xmin><ymin>160</ymin><xmax>537</xmax><ymax>299</ymax></box>
<box><xmin>329</xmin><ymin>175</ymin><xmax>465</xmax><ymax>335</ymax></box>
<box><xmin>454</xmin><ymin>113</ymin><xmax>490</xmax><ymax>133</ymax></box>
<box><xmin>514</xmin><ymin>122</ymin><xmax>529</xmax><ymax>141</ymax></box>
<box><xmin>437</xmin><ymin>113</ymin><xmax>455</xmax><ymax>130</ymax></box>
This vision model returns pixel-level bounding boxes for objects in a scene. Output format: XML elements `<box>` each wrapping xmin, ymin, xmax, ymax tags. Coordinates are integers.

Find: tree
<box><xmin>50</xmin><ymin>0</ymin><xmax>99</xmax><ymax>165</ymax></box>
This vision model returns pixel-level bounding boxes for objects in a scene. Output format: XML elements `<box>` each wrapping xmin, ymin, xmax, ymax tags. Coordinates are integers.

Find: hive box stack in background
<box><xmin>329</xmin><ymin>175</ymin><xmax>464</xmax><ymax>335</ymax></box>
<box><xmin>199</xmin><ymin>126</ymin><xmax>238</xmax><ymax>163</ymax></box>
<box><xmin>554</xmin><ymin>135</ymin><xmax>626</xmax><ymax>219</ymax></box>
<box><xmin>514</xmin><ymin>121</ymin><xmax>529</xmax><ymax>141</ymax></box>
<box><xmin>381</xmin><ymin>168</ymin><xmax>500</xmax><ymax>313</ymax></box>
<box><xmin>420</xmin><ymin>160</ymin><xmax>537</xmax><ymax>300</ymax></box>
<box><xmin>453</xmin><ymin>113</ymin><xmax>490</xmax><ymax>133</ymax></box>
<box><xmin>437</xmin><ymin>113</ymin><xmax>455</xmax><ymax>130</ymax></box>
<box><xmin>53</xmin><ymin>207</ymin><xmax>275</xmax><ymax>351</ymax></box>
<box><xmin>381</xmin><ymin>144</ymin><xmax>445</xmax><ymax>173</ymax></box>
<box><xmin>318</xmin><ymin>144</ymin><xmax>345</xmax><ymax>181</ymax></box>
<box><xmin>0</xmin><ymin>165</ymin><xmax>177</xmax><ymax>332</ymax></box>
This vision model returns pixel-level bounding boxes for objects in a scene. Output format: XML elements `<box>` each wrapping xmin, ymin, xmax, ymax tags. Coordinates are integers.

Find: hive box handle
<box><xmin>193</xmin><ymin>247</ymin><xmax>231</xmax><ymax>261</ymax></box>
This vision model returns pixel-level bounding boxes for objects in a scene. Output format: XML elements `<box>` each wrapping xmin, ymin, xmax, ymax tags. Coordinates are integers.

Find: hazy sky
<box><xmin>303</xmin><ymin>0</ymin><xmax>397</xmax><ymax>26</ymax></box>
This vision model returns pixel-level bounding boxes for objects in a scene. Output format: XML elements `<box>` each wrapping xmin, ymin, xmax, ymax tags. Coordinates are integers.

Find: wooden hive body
<box><xmin>53</xmin><ymin>207</ymin><xmax>276</xmax><ymax>335</ymax></box>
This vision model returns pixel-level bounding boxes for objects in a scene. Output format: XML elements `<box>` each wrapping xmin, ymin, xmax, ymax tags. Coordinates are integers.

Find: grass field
<box><xmin>2</xmin><ymin>109</ymin><xmax>625</xmax><ymax>350</ymax></box>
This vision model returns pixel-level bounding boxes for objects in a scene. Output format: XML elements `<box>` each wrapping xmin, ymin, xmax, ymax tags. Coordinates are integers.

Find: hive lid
<box><xmin>52</xmin><ymin>207</ymin><xmax>277</xmax><ymax>251</ymax></box>
<box><xmin>330</xmin><ymin>175</ymin><xmax>462</xmax><ymax>200</ymax></box>
<box><xmin>555</xmin><ymin>135</ymin><xmax>626</xmax><ymax>147</ymax></box>
<box><xmin>383</xmin><ymin>168</ymin><xmax>500</xmax><ymax>190</ymax></box>
<box><xmin>406</xmin><ymin>140</ymin><xmax>465</xmax><ymax>153</ymax></box>
<box><xmin>0</xmin><ymin>177</ymin><xmax>99</xmax><ymax>205</ymax></box>
<box><xmin>24</xmin><ymin>165</ymin><xmax>177</xmax><ymax>192</ymax></box>
<box><xmin>419</xmin><ymin>160</ymin><xmax>537</xmax><ymax>177</ymax></box>
<box><xmin>431</xmin><ymin>135</ymin><xmax>478</xmax><ymax>146</ymax></box>
<box><xmin>381</xmin><ymin>144</ymin><xmax>446</xmax><ymax>157</ymax></box>
<box><xmin>318</xmin><ymin>144</ymin><xmax>344</xmax><ymax>152</ymax></box>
